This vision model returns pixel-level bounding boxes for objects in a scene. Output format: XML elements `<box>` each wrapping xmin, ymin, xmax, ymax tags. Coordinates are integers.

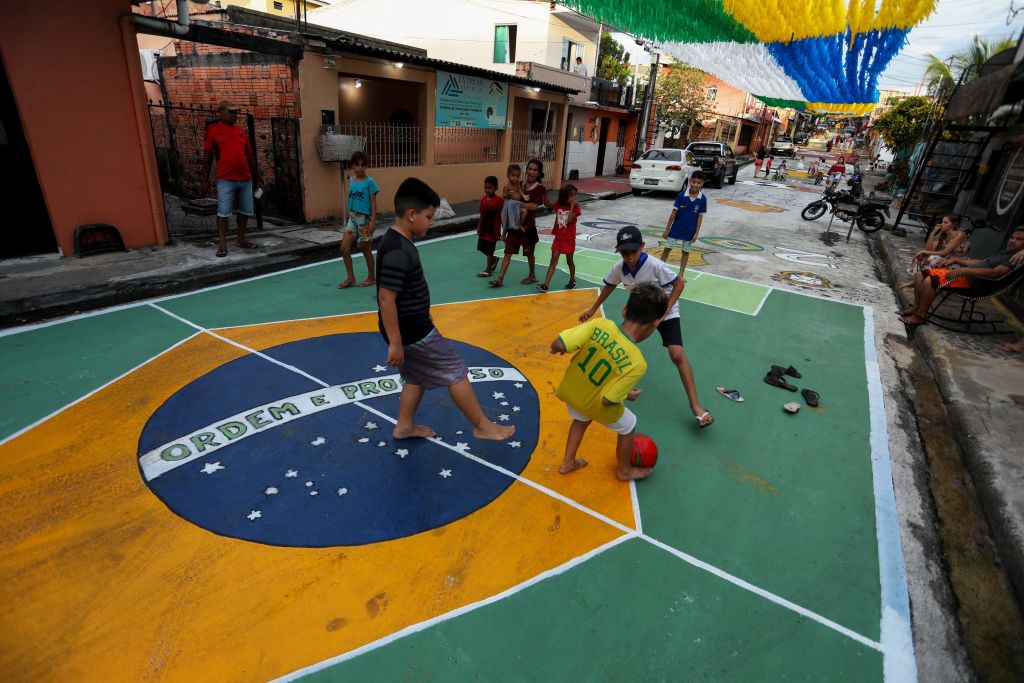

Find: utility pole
<box><xmin>634</xmin><ymin>49</ymin><xmax>659</xmax><ymax>158</ymax></box>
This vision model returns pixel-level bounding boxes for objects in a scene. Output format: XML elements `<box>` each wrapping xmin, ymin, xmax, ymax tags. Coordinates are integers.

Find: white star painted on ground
<box><xmin>498</xmin><ymin>414</ymin><xmax>510</xmax><ymax>421</ymax></box>
<box><xmin>439</xmin><ymin>469</ymin><xmax>452</xmax><ymax>478</ymax></box>
<box><xmin>377</xmin><ymin>441</ymin><xmax>387</xmax><ymax>447</ymax></box>
<box><xmin>285</xmin><ymin>470</ymin><xmax>298</xmax><ymax>478</ymax></box>
<box><xmin>337</xmin><ymin>488</ymin><xmax>348</xmax><ymax>496</ymax></box>
<box><xmin>310</xmin><ymin>490</ymin><xmax>319</xmax><ymax>496</ymax></box>
<box><xmin>247</xmin><ymin>510</ymin><xmax>262</xmax><ymax>521</ymax></box>
<box><xmin>500</xmin><ymin>401</ymin><xmax>509</xmax><ymax>406</ymax></box>
<box><xmin>310</xmin><ymin>437</ymin><xmax>326</xmax><ymax>446</ymax></box>
<box><xmin>512</xmin><ymin>406</ymin><xmax>520</xmax><ymax>412</ymax></box>
<box><xmin>201</xmin><ymin>461</ymin><xmax>224</xmax><ymax>474</ymax></box>
<box><xmin>456</xmin><ymin>430</ymin><xmax>464</xmax><ymax>435</ymax></box>
<box><xmin>305</xmin><ymin>481</ymin><xmax>314</xmax><ymax>487</ymax></box>
<box><xmin>265</xmin><ymin>486</ymin><xmax>279</xmax><ymax>495</ymax></box>
<box><xmin>514</xmin><ymin>383</ymin><xmax>523</xmax><ymax>389</ymax></box>
<box><xmin>508</xmin><ymin>441</ymin><xmax>522</xmax><ymax>448</ymax></box>
<box><xmin>358</xmin><ymin>437</ymin><xmax>369</xmax><ymax>443</ymax></box>
<box><xmin>364</xmin><ymin>421</ymin><xmax>378</xmax><ymax>430</ymax></box>
<box><xmin>455</xmin><ymin>442</ymin><xmax>470</xmax><ymax>452</ymax></box>
<box><xmin>492</xmin><ymin>391</ymin><xmax>505</xmax><ymax>400</ymax></box>
<box><xmin>396</xmin><ymin>448</ymin><xmax>409</xmax><ymax>458</ymax></box>
<box><xmin>372</xmin><ymin>364</ymin><xmax>389</xmax><ymax>372</ymax></box>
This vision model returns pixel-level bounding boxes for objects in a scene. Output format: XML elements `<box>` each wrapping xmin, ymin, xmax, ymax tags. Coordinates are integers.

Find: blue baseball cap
<box><xmin>615</xmin><ymin>225</ymin><xmax>643</xmax><ymax>252</ymax></box>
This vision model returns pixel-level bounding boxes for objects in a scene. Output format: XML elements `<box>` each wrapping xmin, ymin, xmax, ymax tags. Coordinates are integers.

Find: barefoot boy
<box><xmin>550</xmin><ymin>282</ymin><xmax>667</xmax><ymax>481</ymax></box>
<box><xmin>377</xmin><ymin>178</ymin><xmax>515</xmax><ymax>442</ymax></box>
<box><xmin>660</xmin><ymin>171</ymin><xmax>706</xmax><ymax>278</ymax></box>
<box><xmin>580</xmin><ymin>226</ymin><xmax>713</xmax><ymax>429</ymax></box>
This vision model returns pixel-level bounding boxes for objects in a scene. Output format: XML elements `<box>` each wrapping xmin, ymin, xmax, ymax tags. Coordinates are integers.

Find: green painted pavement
<box><xmin>0</xmin><ymin>307</ymin><xmax>195</xmax><ymax>440</ymax></box>
<box><xmin>302</xmin><ymin>538</ymin><xmax>882</xmax><ymax>682</ymax></box>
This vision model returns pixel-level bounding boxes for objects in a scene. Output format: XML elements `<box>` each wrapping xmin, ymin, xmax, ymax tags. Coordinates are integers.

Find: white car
<box><xmin>629</xmin><ymin>148</ymin><xmax>701</xmax><ymax>195</ymax></box>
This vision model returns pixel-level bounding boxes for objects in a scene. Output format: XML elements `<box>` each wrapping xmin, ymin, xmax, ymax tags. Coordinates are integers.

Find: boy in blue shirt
<box><xmin>339</xmin><ymin>150</ymin><xmax>380</xmax><ymax>288</ymax></box>
<box><xmin>660</xmin><ymin>170</ymin><xmax>707</xmax><ymax>279</ymax></box>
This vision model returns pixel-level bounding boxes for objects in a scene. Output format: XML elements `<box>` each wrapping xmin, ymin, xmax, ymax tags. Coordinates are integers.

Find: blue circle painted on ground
<box><xmin>137</xmin><ymin>332</ymin><xmax>538</xmax><ymax>547</ymax></box>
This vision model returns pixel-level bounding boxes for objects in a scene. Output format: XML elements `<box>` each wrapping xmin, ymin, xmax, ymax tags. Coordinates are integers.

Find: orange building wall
<box><xmin>1</xmin><ymin>0</ymin><xmax>166</xmax><ymax>254</ymax></box>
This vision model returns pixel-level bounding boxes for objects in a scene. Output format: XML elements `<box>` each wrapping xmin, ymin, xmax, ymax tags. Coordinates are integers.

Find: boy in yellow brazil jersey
<box><xmin>549</xmin><ymin>283</ymin><xmax>668</xmax><ymax>481</ymax></box>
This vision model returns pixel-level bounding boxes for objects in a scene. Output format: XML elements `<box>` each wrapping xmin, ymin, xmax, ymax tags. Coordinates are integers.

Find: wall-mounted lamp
<box><xmin>532</xmin><ymin>87</ymin><xmax>541</xmax><ymax>93</ymax></box>
<box><xmin>354</xmin><ymin>79</ymin><xmax>362</xmax><ymax>88</ymax></box>
<box><xmin>394</xmin><ymin>61</ymin><xmax>404</xmax><ymax>69</ymax></box>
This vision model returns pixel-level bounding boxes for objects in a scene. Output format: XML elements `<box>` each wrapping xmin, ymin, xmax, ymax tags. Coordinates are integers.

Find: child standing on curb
<box><xmin>538</xmin><ymin>183</ymin><xmax>580</xmax><ymax>292</ymax></box>
<box><xmin>339</xmin><ymin>150</ymin><xmax>379</xmax><ymax>288</ymax></box>
<box><xmin>550</xmin><ymin>282</ymin><xmax>668</xmax><ymax>481</ymax></box>
<box><xmin>660</xmin><ymin>171</ymin><xmax>706</xmax><ymax>280</ymax></box>
<box><xmin>377</xmin><ymin>177</ymin><xmax>515</xmax><ymax>442</ymax></box>
<box><xmin>476</xmin><ymin>175</ymin><xmax>504</xmax><ymax>278</ymax></box>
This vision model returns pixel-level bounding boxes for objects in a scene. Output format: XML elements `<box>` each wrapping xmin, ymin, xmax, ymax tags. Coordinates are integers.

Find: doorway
<box><xmin>595</xmin><ymin>116</ymin><xmax>611</xmax><ymax>177</ymax></box>
<box><xmin>0</xmin><ymin>57</ymin><xmax>57</xmax><ymax>258</ymax></box>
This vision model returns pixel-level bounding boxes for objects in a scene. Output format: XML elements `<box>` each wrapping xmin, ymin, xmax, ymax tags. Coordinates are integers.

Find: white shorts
<box><xmin>566</xmin><ymin>403</ymin><xmax>637</xmax><ymax>436</ymax></box>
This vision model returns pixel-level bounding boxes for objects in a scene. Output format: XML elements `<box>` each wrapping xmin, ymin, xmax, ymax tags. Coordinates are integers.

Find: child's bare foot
<box><xmin>357</xmin><ymin>278</ymin><xmax>376</xmax><ymax>287</ymax></box>
<box><xmin>337</xmin><ymin>278</ymin><xmax>355</xmax><ymax>289</ymax></box>
<box><xmin>617</xmin><ymin>466</ymin><xmax>654</xmax><ymax>481</ymax></box>
<box><xmin>393</xmin><ymin>425</ymin><xmax>436</xmax><ymax>439</ymax></box>
<box><xmin>473</xmin><ymin>421</ymin><xmax>515</xmax><ymax>441</ymax></box>
<box><xmin>558</xmin><ymin>458</ymin><xmax>588</xmax><ymax>474</ymax></box>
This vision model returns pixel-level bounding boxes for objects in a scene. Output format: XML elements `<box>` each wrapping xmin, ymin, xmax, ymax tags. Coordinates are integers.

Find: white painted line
<box><xmin>640</xmin><ymin>533</ymin><xmax>883</xmax><ymax>653</ymax></box>
<box><xmin>629</xmin><ymin>480</ymin><xmax>643</xmax><ymax>536</ymax></box>
<box><xmin>863</xmin><ymin>307</ymin><xmax>917</xmax><ymax>681</ymax></box>
<box><xmin>269</xmin><ymin>533</ymin><xmax>636</xmax><ymax>682</ymax></box>
<box><xmin>751</xmin><ymin>287</ymin><xmax>772</xmax><ymax>316</ymax></box>
<box><xmin>0</xmin><ymin>331</ymin><xmax>202</xmax><ymax>447</ymax></box>
<box><xmin>148</xmin><ymin>305</ymin><xmax>886</xmax><ymax>655</ymax></box>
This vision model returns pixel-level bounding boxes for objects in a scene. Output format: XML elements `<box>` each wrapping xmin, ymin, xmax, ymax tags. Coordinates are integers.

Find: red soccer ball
<box><xmin>630</xmin><ymin>434</ymin><xmax>658</xmax><ymax>468</ymax></box>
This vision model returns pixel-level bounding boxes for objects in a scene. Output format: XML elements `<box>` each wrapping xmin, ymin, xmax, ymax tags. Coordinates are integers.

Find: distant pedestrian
<box><xmin>200</xmin><ymin>100</ymin><xmax>261</xmax><ymax>258</ymax></box>
<box><xmin>763</xmin><ymin>154</ymin><xmax>774</xmax><ymax>178</ymax></box>
<box><xmin>573</xmin><ymin>56</ymin><xmax>588</xmax><ymax>77</ymax></box>
<box><xmin>338</xmin><ymin>150</ymin><xmax>379</xmax><ymax>288</ymax></box>
<box><xmin>475</xmin><ymin>175</ymin><xmax>504</xmax><ymax>278</ymax></box>
<box><xmin>754</xmin><ymin>148</ymin><xmax>765</xmax><ymax>175</ymax></box>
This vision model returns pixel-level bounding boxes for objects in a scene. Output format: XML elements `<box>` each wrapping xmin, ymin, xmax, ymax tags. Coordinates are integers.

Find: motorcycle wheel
<box><xmin>856</xmin><ymin>211</ymin><xmax>886</xmax><ymax>233</ymax></box>
<box><xmin>801</xmin><ymin>202</ymin><xmax>827</xmax><ymax>221</ymax></box>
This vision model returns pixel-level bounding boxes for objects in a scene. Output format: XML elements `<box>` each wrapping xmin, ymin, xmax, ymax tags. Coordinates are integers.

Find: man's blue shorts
<box><xmin>216</xmin><ymin>179</ymin><xmax>254</xmax><ymax>218</ymax></box>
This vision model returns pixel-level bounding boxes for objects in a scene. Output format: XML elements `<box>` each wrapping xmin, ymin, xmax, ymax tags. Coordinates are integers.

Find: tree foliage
<box><xmin>874</xmin><ymin>96</ymin><xmax>932</xmax><ymax>155</ymax></box>
<box><xmin>654</xmin><ymin>64</ymin><xmax>711</xmax><ymax>138</ymax></box>
<box><xmin>596</xmin><ymin>32</ymin><xmax>631</xmax><ymax>86</ymax></box>
<box><xmin>923</xmin><ymin>34</ymin><xmax>1016</xmax><ymax>99</ymax></box>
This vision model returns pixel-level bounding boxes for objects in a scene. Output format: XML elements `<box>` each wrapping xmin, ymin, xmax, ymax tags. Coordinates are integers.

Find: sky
<box><xmin>611</xmin><ymin>0</ymin><xmax>1023</xmax><ymax>95</ymax></box>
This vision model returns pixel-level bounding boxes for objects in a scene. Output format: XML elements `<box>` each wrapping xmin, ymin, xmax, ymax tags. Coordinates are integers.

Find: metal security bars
<box><xmin>510</xmin><ymin>130</ymin><xmax>557</xmax><ymax>164</ymax></box>
<box><xmin>332</xmin><ymin>121</ymin><xmax>421</xmax><ymax>168</ymax></box>
<box><xmin>433</xmin><ymin>127</ymin><xmax>501</xmax><ymax>165</ymax></box>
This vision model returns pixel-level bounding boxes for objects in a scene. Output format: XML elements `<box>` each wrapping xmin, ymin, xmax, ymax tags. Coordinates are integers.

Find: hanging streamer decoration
<box><xmin>561</xmin><ymin>0</ymin><xmax>937</xmax><ymax>113</ymax></box>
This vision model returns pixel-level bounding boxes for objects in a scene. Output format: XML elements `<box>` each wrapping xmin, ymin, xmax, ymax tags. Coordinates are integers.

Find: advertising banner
<box><xmin>435</xmin><ymin>70</ymin><xmax>508</xmax><ymax>128</ymax></box>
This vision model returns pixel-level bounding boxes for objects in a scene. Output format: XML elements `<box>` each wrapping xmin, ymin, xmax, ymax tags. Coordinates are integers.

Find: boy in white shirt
<box><xmin>578</xmin><ymin>226</ymin><xmax>713</xmax><ymax>429</ymax></box>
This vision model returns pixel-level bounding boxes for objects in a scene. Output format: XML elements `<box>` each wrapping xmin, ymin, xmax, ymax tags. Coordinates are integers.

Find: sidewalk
<box><xmin>571</xmin><ymin>174</ymin><xmax>633</xmax><ymax>198</ymax></box>
<box><xmin>0</xmin><ymin>191</ymin><xmax>587</xmax><ymax>327</ymax></box>
<box><xmin>872</xmin><ymin>227</ymin><xmax>1024</xmax><ymax>606</ymax></box>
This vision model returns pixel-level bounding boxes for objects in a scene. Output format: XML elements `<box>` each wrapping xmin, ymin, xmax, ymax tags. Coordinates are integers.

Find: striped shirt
<box><xmin>377</xmin><ymin>229</ymin><xmax>433</xmax><ymax>345</ymax></box>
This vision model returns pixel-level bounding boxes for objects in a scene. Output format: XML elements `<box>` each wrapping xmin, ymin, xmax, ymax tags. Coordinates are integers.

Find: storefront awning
<box><xmin>946</xmin><ymin>64</ymin><xmax>1017</xmax><ymax>121</ymax></box>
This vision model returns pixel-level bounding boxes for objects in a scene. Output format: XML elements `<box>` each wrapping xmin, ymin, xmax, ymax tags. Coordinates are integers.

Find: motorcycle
<box><xmin>800</xmin><ymin>185</ymin><xmax>892</xmax><ymax>235</ymax></box>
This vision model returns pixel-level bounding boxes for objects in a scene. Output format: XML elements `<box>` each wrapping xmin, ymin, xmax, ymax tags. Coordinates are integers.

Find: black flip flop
<box><xmin>764</xmin><ymin>372</ymin><xmax>797</xmax><ymax>392</ymax></box>
<box><xmin>771</xmin><ymin>364</ymin><xmax>802</xmax><ymax>379</ymax></box>
<box><xmin>801</xmin><ymin>389</ymin><xmax>820</xmax><ymax>407</ymax></box>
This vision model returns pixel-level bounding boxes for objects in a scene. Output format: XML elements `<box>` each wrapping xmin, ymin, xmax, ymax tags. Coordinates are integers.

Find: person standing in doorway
<box><xmin>573</xmin><ymin>56</ymin><xmax>588</xmax><ymax>77</ymax></box>
<box><xmin>200</xmin><ymin>100</ymin><xmax>261</xmax><ymax>258</ymax></box>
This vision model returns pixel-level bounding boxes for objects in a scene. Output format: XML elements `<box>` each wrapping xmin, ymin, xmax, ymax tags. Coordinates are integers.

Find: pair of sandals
<box><xmin>216</xmin><ymin>241</ymin><xmax>259</xmax><ymax>257</ymax></box>
<box><xmin>489</xmin><ymin>276</ymin><xmax>537</xmax><ymax>288</ymax></box>
<box><xmin>763</xmin><ymin>365</ymin><xmax>819</xmax><ymax>407</ymax></box>
<box><xmin>536</xmin><ymin>280</ymin><xmax>576</xmax><ymax>292</ymax></box>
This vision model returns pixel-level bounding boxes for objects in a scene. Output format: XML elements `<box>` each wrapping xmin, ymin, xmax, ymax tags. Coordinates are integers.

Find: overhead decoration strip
<box><xmin>561</xmin><ymin>0</ymin><xmax>936</xmax><ymax>112</ymax></box>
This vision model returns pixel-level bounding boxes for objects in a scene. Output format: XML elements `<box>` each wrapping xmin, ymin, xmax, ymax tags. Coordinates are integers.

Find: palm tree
<box><xmin>923</xmin><ymin>34</ymin><xmax>1016</xmax><ymax>97</ymax></box>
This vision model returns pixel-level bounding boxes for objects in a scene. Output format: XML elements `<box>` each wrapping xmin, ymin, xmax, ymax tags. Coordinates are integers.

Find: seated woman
<box><xmin>903</xmin><ymin>214</ymin><xmax>968</xmax><ymax>286</ymax></box>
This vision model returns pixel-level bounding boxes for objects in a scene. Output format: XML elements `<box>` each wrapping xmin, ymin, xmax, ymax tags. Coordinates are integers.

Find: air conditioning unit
<box><xmin>140</xmin><ymin>50</ymin><xmax>161</xmax><ymax>82</ymax></box>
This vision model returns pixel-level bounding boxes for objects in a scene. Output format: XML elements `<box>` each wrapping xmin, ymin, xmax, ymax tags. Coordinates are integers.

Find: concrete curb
<box><xmin>871</xmin><ymin>229</ymin><xmax>1024</xmax><ymax>607</ymax></box>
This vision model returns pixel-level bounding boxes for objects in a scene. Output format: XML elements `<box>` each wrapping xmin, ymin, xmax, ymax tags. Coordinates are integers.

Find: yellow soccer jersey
<box><xmin>555</xmin><ymin>318</ymin><xmax>647</xmax><ymax>424</ymax></box>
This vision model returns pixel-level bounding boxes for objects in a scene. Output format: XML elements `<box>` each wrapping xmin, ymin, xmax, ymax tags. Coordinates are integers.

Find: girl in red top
<box><xmin>538</xmin><ymin>184</ymin><xmax>580</xmax><ymax>292</ymax></box>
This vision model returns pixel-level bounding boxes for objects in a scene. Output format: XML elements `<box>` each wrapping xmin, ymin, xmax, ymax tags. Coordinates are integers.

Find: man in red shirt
<box><xmin>200</xmin><ymin>101</ymin><xmax>261</xmax><ymax>257</ymax></box>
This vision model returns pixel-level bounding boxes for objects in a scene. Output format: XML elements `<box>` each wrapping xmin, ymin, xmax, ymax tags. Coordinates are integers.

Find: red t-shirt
<box><xmin>828</xmin><ymin>163</ymin><xmax>846</xmax><ymax>176</ymax></box>
<box><xmin>552</xmin><ymin>202</ymin><xmax>580</xmax><ymax>241</ymax></box>
<box><xmin>521</xmin><ymin>182</ymin><xmax>547</xmax><ymax>231</ymax></box>
<box><xmin>478</xmin><ymin>194</ymin><xmax>504</xmax><ymax>241</ymax></box>
<box><xmin>203</xmin><ymin>121</ymin><xmax>253</xmax><ymax>181</ymax></box>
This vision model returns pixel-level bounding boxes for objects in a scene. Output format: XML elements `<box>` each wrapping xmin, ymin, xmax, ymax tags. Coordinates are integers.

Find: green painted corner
<box><xmin>0</xmin><ymin>306</ymin><xmax>195</xmax><ymax>440</ymax></box>
<box><xmin>301</xmin><ymin>538</ymin><xmax>881</xmax><ymax>682</ymax></box>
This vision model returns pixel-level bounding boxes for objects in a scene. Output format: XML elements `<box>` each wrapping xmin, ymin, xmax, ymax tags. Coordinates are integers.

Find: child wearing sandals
<box><xmin>538</xmin><ymin>183</ymin><xmax>579</xmax><ymax>292</ymax></box>
<box><xmin>339</xmin><ymin>150</ymin><xmax>379</xmax><ymax>289</ymax></box>
<box><xmin>476</xmin><ymin>175</ymin><xmax>504</xmax><ymax>278</ymax></box>
<box><xmin>490</xmin><ymin>158</ymin><xmax>551</xmax><ymax>287</ymax></box>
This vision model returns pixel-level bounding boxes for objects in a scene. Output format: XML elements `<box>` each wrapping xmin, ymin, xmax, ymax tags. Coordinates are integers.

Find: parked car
<box><xmin>794</xmin><ymin>131</ymin><xmax>809</xmax><ymax>145</ymax></box>
<box><xmin>629</xmin><ymin>148</ymin><xmax>702</xmax><ymax>196</ymax></box>
<box><xmin>770</xmin><ymin>135</ymin><xmax>796</xmax><ymax>157</ymax></box>
<box><xmin>684</xmin><ymin>142</ymin><xmax>737</xmax><ymax>188</ymax></box>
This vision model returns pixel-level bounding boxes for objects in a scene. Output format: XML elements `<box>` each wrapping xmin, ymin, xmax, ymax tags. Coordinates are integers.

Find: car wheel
<box><xmin>728</xmin><ymin>171</ymin><xmax>737</xmax><ymax>184</ymax></box>
<box><xmin>631</xmin><ymin>188</ymin><xmax>642</xmax><ymax>197</ymax></box>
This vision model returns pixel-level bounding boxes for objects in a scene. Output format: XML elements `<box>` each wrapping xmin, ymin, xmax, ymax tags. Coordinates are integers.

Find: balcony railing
<box><xmin>589</xmin><ymin>77</ymin><xmax>632</xmax><ymax>109</ymax></box>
